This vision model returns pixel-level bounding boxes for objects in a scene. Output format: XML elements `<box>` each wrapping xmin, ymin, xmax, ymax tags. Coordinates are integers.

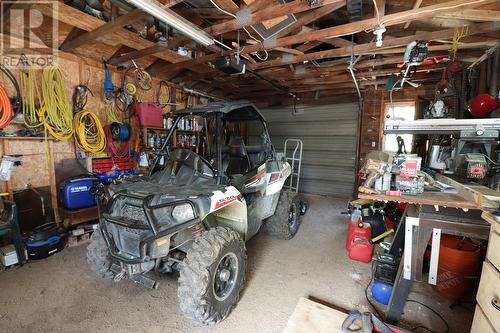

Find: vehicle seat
<box><xmin>226</xmin><ymin>137</ymin><xmax>250</xmax><ymax>175</ymax></box>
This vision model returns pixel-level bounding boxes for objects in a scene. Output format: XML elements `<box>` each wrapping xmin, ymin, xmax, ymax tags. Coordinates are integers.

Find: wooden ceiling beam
<box><xmin>206</xmin><ymin>0</ymin><xmax>345</xmax><ymax>36</ymax></box>
<box><xmin>249</xmin><ymin>21</ymin><xmax>500</xmax><ymax>70</ymax></box>
<box><xmin>36</xmin><ymin>2</ymin><xmax>190</xmax><ymax>64</ymax></box>
<box><xmin>437</xmin><ymin>9</ymin><xmax>500</xmax><ymax>22</ymax></box>
<box><xmin>159</xmin><ymin>0</ymin><xmax>497</xmax><ymax>72</ymax></box>
<box><xmin>59</xmin><ymin>0</ymin><xmax>190</xmax><ymax>51</ymax></box>
<box><xmin>275</xmin><ymin>2</ymin><xmax>346</xmax><ymax>38</ymax></box>
<box><xmin>404</xmin><ymin>0</ymin><xmax>423</xmax><ymax>29</ymax></box>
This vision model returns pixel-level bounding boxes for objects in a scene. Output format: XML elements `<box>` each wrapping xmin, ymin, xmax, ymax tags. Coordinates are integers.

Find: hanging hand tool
<box><xmin>396</xmin><ymin>136</ymin><xmax>407</xmax><ymax>155</ymax></box>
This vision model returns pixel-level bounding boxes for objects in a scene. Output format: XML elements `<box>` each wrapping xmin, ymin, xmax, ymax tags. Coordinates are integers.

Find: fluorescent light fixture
<box><xmin>126</xmin><ymin>0</ymin><xmax>214</xmax><ymax>46</ymax></box>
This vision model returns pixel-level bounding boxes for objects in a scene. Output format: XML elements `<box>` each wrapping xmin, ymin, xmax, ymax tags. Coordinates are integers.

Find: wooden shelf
<box><xmin>0</xmin><ymin>136</ymin><xmax>55</xmax><ymax>141</ymax></box>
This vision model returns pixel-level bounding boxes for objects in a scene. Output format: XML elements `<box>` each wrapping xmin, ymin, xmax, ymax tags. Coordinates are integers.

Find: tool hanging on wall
<box><xmin>72</xmin><ymin>84</ymin><xmax>93</xmax><ymax>112</ymax></box>
<box><xmin>156</xmin><ymin>80</ymin><xmax>178</xmax><ymax>107</ymax></box>
<box><xmin>0</xmin><ymin>64</ymin><xmax>21</xmax><ymax>128</ymax></box>
<box><xmin>115</xmin><ymin>82</ymin><xmax>136</xmax><ymax>113</ymax></box>
<box><xmin>39</xmin><ymin>68</ymin><xmax>74</xmax><ymax>141</ymax></box>
<box><xmin>122</xmin><ymin>60</ymin><xmax>152</xmax><ymax>91</ymax></box>
<box><xmin>102</xmin><ymin>60</ymin><xmax>115</xmax><ymax>103</ymax></box>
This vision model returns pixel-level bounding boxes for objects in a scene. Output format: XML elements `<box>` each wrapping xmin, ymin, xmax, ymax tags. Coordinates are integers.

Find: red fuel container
<box><xmin>347</xmin><ymin>222</ymin><xmax>373</xmax><ymax>263</ymax></box>
<box><xmin>346</xmin><ymin>219</ymin><xmax>371</xmax><ymax>250</ymax></box>
<box><xmin>135</xmin><ymin>103</ymin><xmax>163</xmax><ymax>127</ymax></box>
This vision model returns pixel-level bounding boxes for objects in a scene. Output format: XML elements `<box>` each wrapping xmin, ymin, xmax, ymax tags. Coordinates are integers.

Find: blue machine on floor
<box><xmin>25</xmin><ymin>223</ymin><xmax>67</xmax><ymax>260</ymax></box>
<box><xmin>60</xmin><ymin>176</ymin><xmax>99</xmax><ymax>210</ymax></box>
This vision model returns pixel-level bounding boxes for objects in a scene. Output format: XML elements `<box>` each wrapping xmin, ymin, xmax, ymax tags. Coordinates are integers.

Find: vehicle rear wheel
<box><xmin>178</xmin><ymin>227</ymin><xmax>246</xmax><ymax>326</ymax></box>
<box><xmin>86</xmin><ymin>228</ymin><xmax>114</xmax><ymax>280</ymax></box>
<box><xmin>264</xmin><ymin>190</ymin><xmax>300</xmax><ymax>240</ymax></box>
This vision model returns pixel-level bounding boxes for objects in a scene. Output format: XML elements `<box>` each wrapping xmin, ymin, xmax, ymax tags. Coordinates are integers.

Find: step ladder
<box><xmin>283</xmin><ymin>139</ymin><xmax>303</xmax><ymax>193</ymax></box>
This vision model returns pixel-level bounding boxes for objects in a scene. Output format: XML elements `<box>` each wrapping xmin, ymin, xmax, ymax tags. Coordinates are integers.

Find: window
<box><xmin>383</xmin><ymin>101</ymin><xmax>416</xmax><ymax>153</ymax></box>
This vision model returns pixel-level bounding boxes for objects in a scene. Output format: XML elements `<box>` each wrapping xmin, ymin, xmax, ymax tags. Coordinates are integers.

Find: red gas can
<box><xmin>347</xmin><ymin>222</ymin><xmax>373</xmax><ymax>263</ymax></box>
<box><xmin>135</xmin><ymin>103</ymin><xmax>163</xmax><ymax>127</ymax></box>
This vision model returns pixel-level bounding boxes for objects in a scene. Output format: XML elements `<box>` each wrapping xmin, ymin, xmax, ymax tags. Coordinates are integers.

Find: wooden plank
<box><xmin>437</xmin><ymin>9</ymin><xmax>500</xmax><ymax>22</ymax></box>
<box><xmin>35</xmin><ymin>2</ymin><xmax>191</xmax><ymax>65</ymax></box>
<box><xmin>249</xmin><ymin>21</ymin><xmax>500</xmax><ymax>70</ymax></box>
<box><xmin>276</xmin><ymin>3</ymin><xmax>346</xmax><ymax>38</ymax></box>
<box><xmin>404</xmin><ymin>0</ymin><xmax>423</xmax><ymax>29</ymax></box>
<box><xmin>108</xmin><ymin>43</ymin><xmax>169</xmax><ymax>65</ymax></box>
<box><xmin>283</xmin><ymin>298</ymin><xmax>348</xmax><ymax>333</ymax></box>
<box><xmin>59</xmin><ymin>9</ymin><xmax>147</xmax><ymax>51</ymax></box>
<box><xmin>159</xmin><ymin>0</ymin><xmax>498</xmax><ymax>72</ymax></box>
<box><xmin>206</xmin><ymin>0</ymin><xmax>344</xmax><ymax>35</ymax></box>
<box><xmin>358</xmin><ymin>192</ymin><xmax>479</xmax><ymax>210</ymax></box>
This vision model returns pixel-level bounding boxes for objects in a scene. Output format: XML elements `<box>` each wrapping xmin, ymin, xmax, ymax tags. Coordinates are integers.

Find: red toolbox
<box><xmin>135</xmin><ymin>103</ymin><xmax>163</xmax><ymax>127</ymax></box>
<box><xmin>91</xmin><ymin>157</ymin><xmax>136</xmax><ymax>174</ymax></box>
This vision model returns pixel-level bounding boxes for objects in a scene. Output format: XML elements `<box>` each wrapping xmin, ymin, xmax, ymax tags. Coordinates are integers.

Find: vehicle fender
<box><xmin>207</xmin><ymin>186</ymin><xmax>248</xmax><ymax>239</ymax></box>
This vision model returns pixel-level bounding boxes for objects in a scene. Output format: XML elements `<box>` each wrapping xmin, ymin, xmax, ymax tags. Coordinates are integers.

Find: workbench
<box><xmin>357</xmin><ymin>175</ymin><xmax>499</xmax><ymax>327</ymax></box>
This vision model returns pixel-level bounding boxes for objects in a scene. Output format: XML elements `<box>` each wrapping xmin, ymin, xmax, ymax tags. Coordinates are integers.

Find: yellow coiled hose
<box><xmin>39</xmin><ymin>68</ymin><xmax>74</xmax><ymax>141</ymax></box>
<box><xmin>18</xmin><ymin>69</ymin><xmax>43</xmax><ymax>128</ymax></box>
<box><xmin>73</xmin><ymin>110</ymin><xmax>106</xmax><ymax>153</ymax></box>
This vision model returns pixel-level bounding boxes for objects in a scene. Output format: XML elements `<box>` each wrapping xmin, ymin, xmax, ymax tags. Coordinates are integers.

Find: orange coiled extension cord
<box><xmin>0</xmin><ymin>84</ymin><xmax>13</xmax><ymax>128</ymax></box>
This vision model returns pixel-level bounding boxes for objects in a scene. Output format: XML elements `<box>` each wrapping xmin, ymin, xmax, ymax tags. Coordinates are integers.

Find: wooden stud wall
<box><xmin>0</xmin><ymin>51</ymin><xmax>183</xmax><ymax>196</ymax></box>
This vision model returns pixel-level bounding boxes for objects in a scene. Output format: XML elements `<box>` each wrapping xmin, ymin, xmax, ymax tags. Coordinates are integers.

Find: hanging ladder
<box><xmin>284</xmin><ymin>139</ymin><xmax>303</xmax><ymax>193</ymax></box>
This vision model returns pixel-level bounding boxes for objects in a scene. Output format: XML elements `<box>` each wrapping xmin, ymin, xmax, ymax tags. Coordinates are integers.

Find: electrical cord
<box><xmin>104</xmin><ymin>124</ymin><xmax>129</xmax><ymax>158</ymax></box>
<box><xmin>0</xmin><ymin>84</ymin><xmax>13</xmax><ymax>129</ymax></box>
<box><xmin>364</xmin><ymin>259</ymin><xmax>449</xmax><ymax>333</ymax></box>
<box><xmin>73</xmin><ymin>110</ymin><xmax>106</xmax><ymax>153</ymax></box>
<box><xmin>0</xmin><ymin>64</ymin><xmax>21</xmax><ymax>128</ymax></box>
<box><xmin>39</xmin><ymin>68</ymin><xmax>74</xmax><ymax>141</ymax></box>
<box><xmin>105</xmin><ymin>103</ymin><xmax>121</xmax><ymax>123</ymax></box>
<box><xmin>18</xmin><ymin>69</ymin><xmax>43</xmax><ymax>128</ymax></box>
<box><xmin>72</xmin><ymin>84</ymin><xmax>93</xmax><ymax>112</ymax></box>
<box><xmin>0</xmin><ymin>64</ymin><xmax>21</xmax><ymax>114</ymax></box>
<box><xmin>407</xmin><ymin>299</ymin><xmax>450</xmax><ymax>333</ymax></box>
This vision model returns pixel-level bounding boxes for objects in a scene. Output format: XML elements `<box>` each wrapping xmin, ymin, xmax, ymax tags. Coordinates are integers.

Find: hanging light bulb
<box><xmin>373</xmin><ymin>24</ymin><xmax>386</xmax><ymax>47</ymax></box>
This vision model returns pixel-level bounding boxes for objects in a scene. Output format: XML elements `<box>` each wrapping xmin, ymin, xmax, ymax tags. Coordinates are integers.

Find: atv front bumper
<box><xmin>97</xmin><ymin>190</ymin><xmax>200</xmax><ymax>265</ymax></box>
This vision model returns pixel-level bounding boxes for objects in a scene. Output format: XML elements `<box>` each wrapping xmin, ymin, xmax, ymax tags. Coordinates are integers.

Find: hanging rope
<box><xmin>73</xmin><ymin>110</ymin><xmax>106</xmax><ymax>153</ymax></box>
<box><xmin>104</xmin><ymin>124</ymin><xmax>129</xmax><ymax>158</ymax></box>
<box><xmin>39</xmin><ymin>68</ymin><xmax>74</xmax><ymax>141</ymax></box>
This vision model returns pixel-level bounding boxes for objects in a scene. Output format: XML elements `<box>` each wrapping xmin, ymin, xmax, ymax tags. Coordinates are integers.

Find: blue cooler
<box><xmin>60</xmin><ymin>176</ymin><xmax>98</xmax><ymax>210</ymax></box>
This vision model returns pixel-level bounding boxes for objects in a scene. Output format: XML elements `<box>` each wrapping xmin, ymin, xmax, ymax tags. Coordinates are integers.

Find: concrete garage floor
<box><xmin>0</xmin><ymin>195</ymin><xmax>472</xmax><ymax>333</ymax></box>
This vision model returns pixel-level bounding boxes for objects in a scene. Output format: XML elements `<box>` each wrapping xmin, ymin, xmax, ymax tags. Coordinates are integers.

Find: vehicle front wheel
<box><xmin>178</xmin><ymin>227</ymin><xmax>246</xmax><ymax>326</ymax></box>
<box><xmin>263</xmin><ymin>190</ymin><xmax>300</xmax><ymax>240</ymax></box>
<box><xmin>86</xmin><ymin>228</ymin><xmax>114</xmax><ymax>280</ymax></box>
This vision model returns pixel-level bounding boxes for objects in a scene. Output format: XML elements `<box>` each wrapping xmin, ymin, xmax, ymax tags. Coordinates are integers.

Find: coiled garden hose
<box><xmin>39</xmin><ymin>68</ymin><xmax>74</xmax><ymax>141</ymax></box>
<box><xmin>73</xmin><ymin>110</ymin><xmax>106</xmax><ymax>153</ymax></box>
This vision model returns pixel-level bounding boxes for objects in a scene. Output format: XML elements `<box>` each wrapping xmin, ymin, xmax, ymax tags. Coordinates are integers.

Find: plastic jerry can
<box><xmin>346</xmin><ymin>219</ymin><xmax>372</xmax><ymax>250</ymax></box>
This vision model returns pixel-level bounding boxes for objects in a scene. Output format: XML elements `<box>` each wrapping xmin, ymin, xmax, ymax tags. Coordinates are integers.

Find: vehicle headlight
<box><xmin>172</xmin><ymin>203</ymin><xmax>195</xmax><ymax>223</ymax></box>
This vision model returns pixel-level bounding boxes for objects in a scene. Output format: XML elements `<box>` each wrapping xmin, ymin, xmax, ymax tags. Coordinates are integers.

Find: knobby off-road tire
<box><xmin>264</xmin><ymin>190</ymin><xmax>300</xmax><ymax>240</ymax></box>
<box><xmin>178</xmin><ymin>227</ymin><xmax>246</xmax><ymax>326</ymax></box>
<box><xmin>86</xmin><ymin>228</ymin><xmax>114</xmax><ymax>280</ymax></box>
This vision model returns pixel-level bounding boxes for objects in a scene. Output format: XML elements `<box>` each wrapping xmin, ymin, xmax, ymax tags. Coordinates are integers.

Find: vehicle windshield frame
<box><xmin>149</xmin><ymin>104</ymin><xmax>272</xmax><ymax>184</ymax></box>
